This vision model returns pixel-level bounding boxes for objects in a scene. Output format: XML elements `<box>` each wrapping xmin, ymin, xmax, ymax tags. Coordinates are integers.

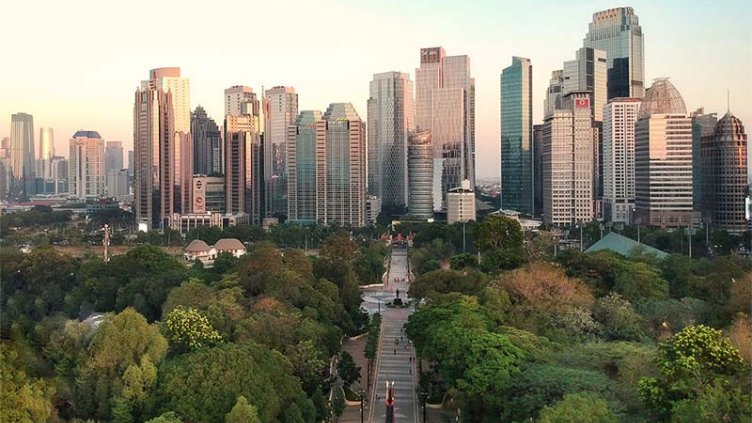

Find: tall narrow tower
<box><xmin>500</xmin><ymin>56</ymin><xmax>533</xmax><ymax>214</ymax></box>
<box><xmin>263</xmin><ymin>86</ymin><xmax>298</xmax><ymax>218</ymax></box>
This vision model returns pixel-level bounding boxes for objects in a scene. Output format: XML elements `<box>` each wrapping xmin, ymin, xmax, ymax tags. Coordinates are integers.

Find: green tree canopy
<box><xmin>225</xmin><ymin>396</ymin><xmax>261</xmax><ymax>423</ymax></box>
<box><xmin>538</xmin><ymin>392</ymin><xmax>618</xmax><ymax>423</ymax></box>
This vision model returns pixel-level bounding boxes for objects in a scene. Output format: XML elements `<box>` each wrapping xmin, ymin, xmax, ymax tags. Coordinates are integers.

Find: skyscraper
<box><xmin>37</xmin><ymin>127</ymin><xmax>54</xmax><ymax>179</ymax></box>
<box><xmin>191</xmin><ymin>106</ymin><xmax>222</xmax><ymax>175</ymax></box>
<box><xmin>500</xmin><ymin>56</ymin><xmax>533</xmax><ymax>214</ymax></box>
<box><xmin>542</xmin><ymin>93</ymin><xmax>595</xmax><ymax>225</ymax></box>
<box><xmin>415</xmin><ymin>47</ymin><xmax>475</xmax><ymax>210</ymax></box>
<box><xmin>69</xmin><ymin>131</ymin><xmax>105</xmax><ymax>199</ymax></box>
<box><xmin>224</xmin><ymin>114</ymin><xmax>262</xmax><ymax>224</ymax></box>
<box><xmin>447</xmin><ymin>180</ymin><xmax>476</xmax><ymax>224</ymax></box>
<box><xmin>562</xmin><ymin>47</ymin><xmax>607</xmax><ymax>122</ymax></box>
<box><xmin>544</xmin><ymin>70</ymin><xmax>564</xmax><ymax>118</ymax></box>
<box><xmin>691</xmin><ymin>108</ymin><xmax>718</xmax><ymax>213</ymax></box>
<box><xmin>323</xmin><ymin>103</ymin><xmax>366</xmax><ymax>227</ymax></box>
<box><xmin>287</xmin><ymin>110</ymin><xmax>324</xmax><ymax>224</ymax></box>
<box><xmin>225</xmin><ymin>85</ymin><xmax>259</xmax><ymax>117</ymax></box>
<box><xmin>701</xmin><ymin>113</ymin><xmax>748</xmax><ymax>233</ymax></box>
<box><xmin>583</xmin><ymin>7</ymin><xmax>645</xmax><ymax>99</ymax></box>
<box><xmin>9</xmin><ymin>112</ymin><xmax>35</xmax><ymax>198</ymax></box>
<box><xmin>105</xmin><ymin>141</ymin><xmax>124</xmax><ymax>197</ymax></box>
<box><xmin>263</xmin><ymin>86</ymin><xmax>298</xmax><ymax>217</ymax></box>
<box><xmin>603</xmin><ymin>98</ymin><xmax>641</xmax><ymax>223</ymax></box>
<box><xmin>141</xmin><ymin>67</ymin><xmax>193</xmax><ymax>216</ymax></box>
<box><xmin>134</xmin><ymin>87</ymin><xmax>173</xmax><ymax>229</ymax></box>
<box><xmin>407</xmin><ymin>129</ymin><xmax>434</xmax><ymax>219</ymax></box>
<box><xmin>367</xmin><ymin>72</ymin><xmax>415</xmax><ymax>212</ymax></box>
<box><xmin>634</xmin><ymin>79</ymin><xmax>693</xmax><ymax>228</ymax></box>
<box><xmin>532</xmin><ymin>124</ymin><xmax>544</xmax><ymax>216</ymax></box>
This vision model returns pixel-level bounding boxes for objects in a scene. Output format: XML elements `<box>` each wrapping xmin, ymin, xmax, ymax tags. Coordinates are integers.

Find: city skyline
<box><xmin>1</xmin><ymin>0</ymin><xmax>750</xmax><ymax>179</ymax></box>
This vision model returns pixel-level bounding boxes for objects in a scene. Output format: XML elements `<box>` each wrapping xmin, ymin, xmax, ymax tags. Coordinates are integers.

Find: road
<box><xmin>364</xmin><ymin>246</ymin><xmax>419</xmax><ymax>423</ymax></box>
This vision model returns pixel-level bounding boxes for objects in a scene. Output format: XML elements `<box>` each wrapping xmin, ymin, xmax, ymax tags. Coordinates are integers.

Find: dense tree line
<box><xmin>406</xmin><ymin>215</ymin><xmax>752</xmax><ymax>422</ymax></box>
<box><xmin>0</xmin><ymin>230</ymin><xmax>383</xmax><ymax>422</ymax></box>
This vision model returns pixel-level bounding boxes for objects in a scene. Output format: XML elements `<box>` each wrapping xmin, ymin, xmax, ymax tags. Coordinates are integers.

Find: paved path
<box><xmin>365</xmin><ymin>247</ymin><xmax>419</xmax><ymax>423</ymax></box>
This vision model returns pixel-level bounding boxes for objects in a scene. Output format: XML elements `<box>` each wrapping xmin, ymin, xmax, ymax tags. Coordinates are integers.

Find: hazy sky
<box><xmin>2</xmin><ymin>0</ymin><xmax>750</xmax><ymax>179</ymax></box>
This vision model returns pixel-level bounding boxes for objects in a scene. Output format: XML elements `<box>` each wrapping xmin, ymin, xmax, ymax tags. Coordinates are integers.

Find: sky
<box><xmin>1</xmin><ymin>0</ymin><xmax>750</xmax><ymax>179</ymax></box>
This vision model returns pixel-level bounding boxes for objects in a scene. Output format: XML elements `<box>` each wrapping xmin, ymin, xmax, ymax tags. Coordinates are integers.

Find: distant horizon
<box><xmin>2</xmin><ymin>0</ymin><xmax>750</xmax><ymax>180</ymax></box>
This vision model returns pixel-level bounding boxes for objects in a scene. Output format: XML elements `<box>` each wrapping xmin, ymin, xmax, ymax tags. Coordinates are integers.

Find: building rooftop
<box><xmin>638</xmin><ymin>78</ymin><xmax>686</xmax><ymax>119</ymax></box>
<box><xmin>185</xmin><ymin>239</ymin><xmax>211</xmax><ymax>253</ymax></box>
<box><xmin>72</xmin><ymin>130</ymin><xmax>102</xmax><ymax>139</ymax></box>
<box><xmin>214</xmin><ymin>238</ymin><xmax>245</xmax><ymax>251</ymax></box>
<box><xmin>586</xmin><ymin>232</ymin><xmax>669</xmax><ymax>259</ymax></box>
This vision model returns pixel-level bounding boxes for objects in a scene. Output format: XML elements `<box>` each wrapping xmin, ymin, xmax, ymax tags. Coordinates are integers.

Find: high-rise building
<box><xmin>634</xmin><ymin>79</ymin><xmax>693</xmax><ymax>228</ymax></box>
<box><xmin>140</xmin><ymin>67</ymin><xmax>193</xmax><ymax>217</ymax></box>
<box><xmin>322</xmin><ymin>103</ymin><xmax>366</xmax><ymax>227</ymax></box>
<box><xmin>367</xmin><ymin>72</ymin><xmax>415</xmax><ymax>212</ymax></box>
<box><xmin>532</xmin><ymin>124</ymin><xmax>544</xmax><ymax>216</ymax></box>
<box><xmin>37</xmin><ymin>127</ymin><xmax>54</xmax><ymax>179</ymax></box>
<box><xmin>603</xmin><ymin>98</ymin><xmax>641</xmax><ymax>223</ymax></box>
<box><xmin>583</xmin><ymin>7</ymin><xmax>645</xmax><ymax>99</ymax></box>
<box><xmin>191</xmin><ymin>106</ymin><xmax>222</xmax><ymax>175</ymax></box>
<box><xmin>191</xmin><ymin>175</ymin><xmax>225</xmax><ymax>213</ymax></box>
<box><xmin>407</xmin><ymin>129</ymin><xmax>434</xmax><ymax>219</ymax></box>
<box><xmin>415</xmin><ymin>47</ymin><xmax>475</xmax><ymax>210</ymax></box>
<box><xmin>224</xmin><ymin>114</ymin><xmax>262</xmax><ymax>224</ymax></box>
<box><xmin>225</xmin><ymin>85</ymin><xmax>259</xmax><ymax>117</ymax></box>
<box><xmin>500</xmin><ymin>56</ymin><xmax>533</xmax><ymax>214</ymax></box>
<box><xmin>691</xmin><ymin>108</ymin><xmax>718</xmax><ymax>213</ymax></box>
<box><xmin>544</xmin><ymin>70</ymin><xmax>564</xmax><ymax>118</ymax></box>
<box><xmin>562</xmin><ymin>47</ymin><xmax>607</xmax><ymax>122</ymax></box>
<box><xmin>447</xmin><ymin>180</ymin><xmax>476</xmax><ymax>224</ymax></box>
<box><xmin>263</xmin><ymin>86</ymin><xmax>298</xmax><ymax>217</ymax></box>
<box><xmin>50</xmin><ymin>156</ymin><xmax>68</xmax><ymax>194</ymax></box>
<box><xmin>287</xmin><ymin>110</ymin><xmax>324</xmax><ymax>224</ymax></box>
<box><xmin>701</xmin><ymin>113</ymin><xmax>748</xmax><ymax>233</ymax></box>
<box><xmin>69</xmin><ymin>131</ymin><xmax>105</xmax><ymax>199</ymax></box>
<box><xmin>105</xmin><ymin>141</ymin><xmax>124</xmax><ymax>197</ymax></box>
<box><xmin>134</xmin><ymin>82</ymin><xmax>169</xmax><ymax>229</ymax></box>
<box><xmin>9</xmin><ymin>112</ymin><xmax>35</xmax><ymax>198</ymax></box>
<box><xmin>542</xmin><ymin>93</ymin><xmax>595</xmax><ymax>225</ymax></box>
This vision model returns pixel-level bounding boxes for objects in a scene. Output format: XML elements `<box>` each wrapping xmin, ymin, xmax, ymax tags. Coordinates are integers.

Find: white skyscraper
<box><xmin>69</xmin><ymin>131</ymin><xmax>105</xmax><ymax>199</ymax></box>
<box><xmin>263</xmin><ymin>86</ymin><xmax>298</xmax><ymax>217</ymax></box>
<box><xmin>635</xmin><ymin>79</ymin><xmax>693</xmax><ymax>228</ymax></box>
<box><xmin>603</xmin><ymin>98</ymin><xmax>641</xmax><ymax>223</ymax></box>
<box><xmin>542</xmin><ymin>93</ymin><xmax>595</xmax><ymax>225</ymax></box>
<box><xmin>37</xmin><ymin>127</ymin><xmax>55</xmax><ymax>179</ymax></box>
<box><xmin>367</xmin><ymin>72</ymin><xmax>415</xmax><ymax>212</ymax></box>
<box><xmin>415</xmin><ymin>47</ymin><xmax>475</xmax><ymax>210</ymax></box>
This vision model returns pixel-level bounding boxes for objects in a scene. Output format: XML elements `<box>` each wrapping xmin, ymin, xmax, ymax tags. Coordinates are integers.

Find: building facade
<box><xmin>287</xmin><ymin>110</ymin><xmax>324</xmax><ymax>224</ymax></box>
<box><xmin>323</xmin><ymin>103</ymin><xmax>366</xmax><ymax>227</ymax></box>
<box><xmin>9</xmin><ymin>112</ymin><xmax>36</xmax><ymax>198</ymax></box>
<box><xmin>691</xmin><ymin>108</ymin><xmax>718</xmax><ymax>213</ymax></box>
<box><xmin>562</xmin><ymin>47</ymin><xmax>607</xmax><ymax>122</ymax></box>
<box><xmin>407</xmin><ymin>129</ymin><xmax>434</xmax><ymax>219</ymax></box>
<box><xmin>37</xmin><ymin>127</ymin><xmax>54</xmax><ymax>180</ymax></box>
<box><xmin>191</xmin><ymin>106</ymin><xmax>222</xmax><ymax>176</ymax></box>
<box><xmin>224</xmin><ymin>114</ymin><xmax>261</xmax><ymax>224</ymax></box>
<box><xmin>701</xmin><ymin>113</ymin><xmax>748</xmax><ymax>233</ymax></box>
<box><xmin>542</xmin><ymin>93</ymin><xmax>595</xmax><ymax>225</ymax></box>
<box><xmin>634</xmin><ymin>79</ymin><xmax>693</xmax><ymax>228</ymax></box>
<box><xmin>191</xmin><ymin>175</ymin><xmax>225</xmax><ymax>213</ymax></box>
<box><xmin>583</xmin><ymin>7</ymin><xmax>645</xmax><ymax>99</ymax></box>
<box><xmin>603</xmin><ymin>98</ymin><xmax>641</xmax><ymax>223</ymax></box>
<box><xmin>415</xmin><ymin>47</ymin><xmax>475</xmax><ymax>210</ymax></box>
<box><xmin>447</xmin><ymin>179</ymin><xmax>476</xmax><ymax>224</ymax></box>
<box><xmin>263</xmin><ymin>86</ymin><xmax>298</xmax><ymax>217</ymax></box>
<box><xmin>105</xmin><ymin>141</ymin><xmax>124</xmax><ymax>197</ymax></box>
<box><xmin>69</xmin><ymin>131</ymin><xmax>105</xmax><ymax>199</ymax></box>
<box><xmin>500</xmin><ymin>56</ymin><xmax>533</xmax><ymax>214</ymax></box>
<box><xmin>367</xmin><ymin>72</ymin><xmax>415</xmax><ymax>212</ymax></box>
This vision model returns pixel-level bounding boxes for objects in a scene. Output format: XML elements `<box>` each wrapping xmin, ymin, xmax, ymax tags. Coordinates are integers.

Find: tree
<box><xmin>146</xmin><ymin>411</ymin><xmax>183</xmax><ymax>423</ymax></box>
<box><xmin>613</xmin><ymin>261</ymin><xmax>668</xmax><ymax>302</ymax></box>
<box><xmin>538</xmin><ymin>393</ymin><xmax>617</xmax><ymax>423</ymax></box>
<box><xmin>450</xmin><ymin>253</ymin><xmax>478</xmax><ymax>270</ymax></box>
<box><xmin>225</xmin><ymin>396</ymin><xmax>261</xmax><ymax>423</ymax></box>
<box><xmin>155</xmin><ymin>342</ymin><xmax>304</xmax><ymax>423</ymax></box>
<box><xmin>163</xmin><ymin>306</ymin><xmax>222</xmax><ymax>353</ymax></box>
<box><xmin>475</xmin><ymin>215</ymin><xmax>526</xmax><ymax>272</ymax></box>
<box><xmin>592</xmin><ymin>293</ymin><xmax>647</xmax><ymax>341</ymax></box>
<box><xmin>639</xmin><ymin>325</ymin><xmax>744</xmax><ymax>420</ymax></box>
<box><xmin>408</xmin><ymin>269</ymin><xmax>489</xmax><ymax>302</ymax></box>
<box><xmin>77</xmin><ymin>308</ymin><xmax>167</xmax><ymax>420</ymax></box>
<box><xmin>0</xmin><ymin>346</ymin><xmax>55</xmax><ymax>423</ymax></box>
<box><xmin>670</xmin><ymin>384</ymin><xmax>752</xmax><ymax>423</ymax></box>
<box><xmin>337</xmin><ymin>351</ymin><xmax>361</xmax><ymax>388</ymax></box>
